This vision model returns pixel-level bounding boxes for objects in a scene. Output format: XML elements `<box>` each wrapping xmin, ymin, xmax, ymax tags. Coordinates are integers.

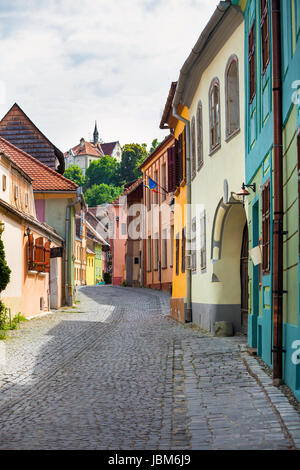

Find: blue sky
<box><xmin>0</xmin><ymin>0</ymin><xmax>217</xmax><ymax>152</ymax></box>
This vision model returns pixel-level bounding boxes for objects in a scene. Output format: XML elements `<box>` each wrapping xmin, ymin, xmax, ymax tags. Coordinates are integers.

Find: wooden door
<box><xmin>240</xmin><ymin>224</ymin><xmax>249</xmax><ymax>335</ymax></box>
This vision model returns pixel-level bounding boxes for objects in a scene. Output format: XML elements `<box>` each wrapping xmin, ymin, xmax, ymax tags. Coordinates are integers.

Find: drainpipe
<box><xmin>172</xmin><ymin>105</ymin><xmax>192</xmax><ymax>322</ymax></box>
<box><xmin>271</xmin><ymin>0</ymin><xmax>284</xmax><ymax>386</ymax></box>
<box><xmin>65</xmin><ymin>188</ymin><xmax>82</xmax><ymax>306</ymax></box>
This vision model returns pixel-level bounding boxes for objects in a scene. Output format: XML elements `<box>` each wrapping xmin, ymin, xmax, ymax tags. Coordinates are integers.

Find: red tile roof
<box><xmin>101</xmin><ymin>141</ymin><xmax>118</xmax><ymax>156</ymax></box>
<box><xmin>0</xmin><ymin>136</ymin><xmax>78</xmax><ymax>192</ymax></box>
<box><xmin>65</xmin><ymin>139</ymin><xmax>104</xmax><ymax>158</ymax></box>
<box><xmin>0</xmin><ymin>103</ymin><xmax>65</xmax><ymax>173</ymax></box>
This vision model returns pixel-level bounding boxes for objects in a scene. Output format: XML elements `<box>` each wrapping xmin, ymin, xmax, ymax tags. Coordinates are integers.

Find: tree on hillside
<box><xmin>84</xmin><ymin>156</ymin><xmax>121</xmax><ymax>189</ymax></box>
<box><xmin>84</xmin><ymin>183</ymin><xmax>123</xmax><ymax>206</ymax></box>
<box><xmin>64</xmin><ymin>165</ymin><xmax>84</xmax><ymax>187</ymax></box>
<box><xmin>120</xmin><ymin>143</ymin><xmax>147</xmax><ymax>184</ymax></box>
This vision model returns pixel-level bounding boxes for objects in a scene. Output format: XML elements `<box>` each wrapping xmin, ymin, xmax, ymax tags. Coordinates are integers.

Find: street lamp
<box><xmin>236</xmin><ymin>182</ymin><xmax>256</xmax><ymax>207</ymax></box>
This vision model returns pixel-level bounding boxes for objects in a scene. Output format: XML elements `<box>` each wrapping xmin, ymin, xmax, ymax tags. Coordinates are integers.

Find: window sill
<box><xmin>225</xmin><ymin>128</ymin><xmax>240</xmax><ymax>143</ymax></box>
<box><xmin>28</xmin><ymin>270</ymin><xmax>38</xmax><ymax>275</ymax></box>
<box><xmin>197</xmin><ymin>161</ymin><xmax>204</xmax><ymax>172</ymax></box>
<box><xmin>209</xmin><ymin>143</ymin><xmax>221</xmax><ymax>157</ymax></box>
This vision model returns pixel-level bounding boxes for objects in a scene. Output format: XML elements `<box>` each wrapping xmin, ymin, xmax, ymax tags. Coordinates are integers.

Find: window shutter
<box><xmin>35</xmin><ymin>237</ymin><xmax>44</xmax><ymax>272</ymax></box>
<box><xmin>262</xmin><ymin>181</ymin><xmax>270</xmax><ymax>274</ymax></box>
<box><xmin>178</xmin><ymin>133</ymin><xmax>183</xmax><ymax>183</ymax></box>
<box><xmin>167</xmin><ymin>146</ymin><xmax>176</xmax><ymax>192</ymax></box>
<box><xmin>28</xmin><ymin>233</ymin><xmax>34</xmax><ymax>270</ymax></box>
<box><xmin>44</xmin><ymin>241</ymin><xmax>51</xmax><ymax>273</ymax></box>
<box><xmin>181</xmin><ymin>227</ymin><xmax>186</xmax><ymax>273</ymax></box>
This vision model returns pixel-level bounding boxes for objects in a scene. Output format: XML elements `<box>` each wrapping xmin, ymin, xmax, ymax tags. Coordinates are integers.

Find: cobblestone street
<box><xmin>0</xmin><ymin>286</ymin><xmax>299</xmax><ymax>450</ymax></box>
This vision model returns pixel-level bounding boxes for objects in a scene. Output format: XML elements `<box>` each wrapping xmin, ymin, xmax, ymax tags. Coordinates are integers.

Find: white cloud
<box><xmin>0</xmin><ymin>0</ymin><xmax>218</xmax><ymax>151</ymax></box>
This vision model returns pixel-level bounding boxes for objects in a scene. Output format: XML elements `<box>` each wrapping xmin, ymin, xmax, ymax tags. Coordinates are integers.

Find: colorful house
<box><xmin>0</xmin><ymin>150</ymin><xmax>64</xmax><ymax>318</ymax></box>
<box><xmin>139</xmin><ymin>135</ymin><xmax>175</xmax><ymax>291</ymax></box>
<box><xmin>123</xmin><ymin>178</ymin><xmax>143</xmax><ymax>287</ymax></box>
<box><xmin>237</xmin><ymin>0</ymin><xmax>300</xmax><ymax>400</ymax></box>
<box><xmin>160</xmin><ymin>82</ymin><xmax>188</xmax><ymax>322</ymax></box>
<box><xmin>75</xmin><ymin>213</ymin><xmax>87</xmax><ymax>287</ymax></box>
<box><xmin>171</xmin><ymin>2</ymin><xmax>246</xmax><ymax>333</ymax></box>
<box><xmin>86</xmin><ymin>207</ymin><xmax>110</xmax><ymax>281</ymax></box>
<box><xmin>108</xmin><ymin>198</ymin><xmax>127</xmax><ymax>286</ymax></box>
<box><xmin>0</xmin><ymin>136</ymin><xmax>84</xmax><ymax>306</ymax></box>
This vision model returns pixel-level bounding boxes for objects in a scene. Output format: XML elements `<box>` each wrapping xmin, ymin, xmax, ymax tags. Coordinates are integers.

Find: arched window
<box><xmin>209</xmin><ymin>78</ymin><xmax>221</xmax><ymax>153</ymax></box>
<box><xmin>190</xmin><ymin>116</ymin><xmax>196</xmax><ymax>179</ymax></box>
<box><xmin>225</xmin><ymin>55</ymin><xmax>240</xmax><ymax>139</ymax></box>
<box><xmin>196</xmin><ymin>101</ymin><xmax>203</xmax><ymax>170</ymax></box>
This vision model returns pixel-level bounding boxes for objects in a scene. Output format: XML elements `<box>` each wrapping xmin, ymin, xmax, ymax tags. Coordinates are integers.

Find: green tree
<box><xmin>149</xmin><ymin>138</ymin><xmax>160</xmax><ymax>153</ymax></box>
<box><xmin>120</xmin><ymin>143</ymin><xmax>147</xmax><ymax>184</ymax></box>
<box><xmin>0</xmin><ymin>234</ymin><xmax>11</xmax><ymax>293</ymax></box>
<box><xmin>84</xmin><ymin>155</ymin><xmax>121</xmax><ymax>189</ymax></box>
<box><xmin>64</xmin><ymin>165</ymin><xmax>84</xmax><ymax>186</ymax></box>
<box><xmin>84</xmin><ymin>183</ymin><xmax>123</xmax><ymax>206</ymax></box>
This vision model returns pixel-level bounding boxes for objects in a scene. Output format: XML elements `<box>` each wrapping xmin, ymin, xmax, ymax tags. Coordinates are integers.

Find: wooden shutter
<box><xmin>298</xmin><ymin>131</ymin><xmax>300</xmax><ymax>257</ymax></box>
<box><xmin>249</xmin><ymin>22</ymin><xmax>256</xmax><ymax>103</ymax></box>
<box><xmin>35</xmin><ymin>237</ymin><xmax>44</xmax><ymax>272</ymax></box>
<box><xmin>167</xmin><ymin>145</ymin><xmax>176</xmax><ymax>192</ymax></box>
<box><xmin>260</xmin><ymin>0</ymin><xmax>270</xmax><ymax>73</ymax></box>
<box><xmin>262</xmin><ymin>181</ymin><xmax>270</xmax><ymax>274</ymax></box>
<box><xmin>176</xmin><ymin>233</ymin><xmax>179</xmax><ymax>276</ymax></box>
<box><xmin>28</xmin><ymin>233</ymin><xmax>34</xmax><ymax>271</ymax></box>
<box><xmin>44</xmin><ymin>241</ymin><xmax>51</xmax><ymax>273</ymax></box>
<box><xmin>178</xmin><ymin>133</ymin><xmax>183</xmax><ymax>183</ymax></box>
<box><xmin>181</xmin><ymin>227</ymin><xmax>186</xmax><ymax>273</ymax></box>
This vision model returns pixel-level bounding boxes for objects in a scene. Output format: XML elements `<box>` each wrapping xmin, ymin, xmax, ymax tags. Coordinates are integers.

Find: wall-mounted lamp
<box><xmin>24</xmin><ymin>227</ymin><xmax>31</xmax><ymax>238</ymax></box>
<box><xmin>236</xmin><ymin>182</ymin><xmax>256</xmax><ymax>207</ymax></box>
<box><xmin>0</xmin><ymin>220</ymin><xmax>5</xmax><ymax>235</ymax></box>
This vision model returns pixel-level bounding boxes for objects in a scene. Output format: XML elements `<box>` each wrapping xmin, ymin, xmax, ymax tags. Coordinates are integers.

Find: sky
<box><xmin>0</xmin><ymin>0</ymin><xmax>218</xmax><ymax>153</ymax></box>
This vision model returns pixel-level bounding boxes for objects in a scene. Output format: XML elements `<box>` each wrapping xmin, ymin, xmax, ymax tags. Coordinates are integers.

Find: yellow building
<box><xmin>86</xmin><ymin>248</ymin><xmax>95</xmax><ymax>285</ymax></box>
<box><xmin>160</xmin><ymin>83</ymin><xmax>189</xmax><ymax>322</ymax></box>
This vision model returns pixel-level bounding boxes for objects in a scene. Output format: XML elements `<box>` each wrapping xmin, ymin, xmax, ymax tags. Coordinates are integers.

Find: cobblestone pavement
<box><xmin>0</xmin><ymin>286</ymin><xmax>298</xmax><ymax>450</ymax></box>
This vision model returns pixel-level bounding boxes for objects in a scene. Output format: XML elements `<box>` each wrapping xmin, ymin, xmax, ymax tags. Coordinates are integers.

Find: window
<box><xmin>25</xmin><ymin>193</ymin><xmax>29</xmax><ymax>207</ymax></box>
<box><xmin>167</xmin><ymin>145</ymin><xmax>176</xmax><ymax>192</ymax></box>
<box><xmin>200</xmin><ymin>211</ymin><xmax>206</xmax><ymax>271</ymax></box>
<box><xmin>147</xmin><ymin>176</ymin><xmax>151</xmax><ymax>210</ymax></box>
<box><xmin>181</xmin><ymin>227</ymin><xmax>186</xmax><ymax>273</ymax></box>
<box><xmin>175</xmin><ymin>233</ymin><xmax>180</xmax><ymax>276</ymax></box>
<box><xmin>191</xmin><ymin>217</ymin><xmax>197</xmax><ymax>272</ymax></box>
<box><xmin>249</xmin><ymin>21</ymin><xmax>256</xmax><ymax>103</ymax></box>
<box><xmin>170</xmin><ymin>225</ymin><xmax>174</xmax><ymax>267</ymax></box>
<box><xmin>162</xmin><ymin>229</ymin><xmax>167</xmax><ymax>268</ymax></box>
<box><xmin>209</xmin><ymin>79</ymin><xmax>221</xmax><ymax>152</ymax></box>
<box><xmin>226</xmin><ymin>56</ymin><xmax>240</xmax><ymax>138</ymax></box>
<box><xmin>147</xmin><ymin>236</ymin><xmax>152</xmax><ymax>271</ymax></box>
<box><xmin>190</xmin><ymin>116</ymin><xmax>196</xmax><ymax>179</ymax></box>
<box><xmin>14</xmin><ymin>185</ymin><xmax>19</xmax><ymax>200</ymax></box>
<box><xmin>154</xmin><ymin>170</ymin><xmax>159</xmax><ymax>204</ymax></box>
<box><xmin>162</xmin><ymin>163</ymin><xmax>166</xmax><ymax>201</ymax></box>
<box><xmin>196</xmin><ymin>101</ymin><xmax>203</xmax><ymax>170</ymax></box>
<box><xmin>2</xmin><ymin>175</ymin><xmax>6</xmax><ymax>191</ymax></box>
<box><xmin>154</xmin><ymin>233</ymin><xmax>159</xmax><ymax>270</ymax></box>
<box><xmin>298</xmin><ymin>131</ymin><xmax>300</xmax><ymax>256</ymax></box>
<box><xmin>260</xmin><ymin>0</ymin><xmax>270</xmax><ymax>74</ymax></box>
<box><xmin>262</xmin><ymin>180</ymin><xmax>271</xmax><ymax>274</ymax></box>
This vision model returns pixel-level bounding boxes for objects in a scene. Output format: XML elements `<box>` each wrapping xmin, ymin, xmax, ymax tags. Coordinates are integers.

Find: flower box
<box><xmin>28</xmin><ymin>270</ymin><xmax>38</xmax><ymax>274</ymax></box>
<box><xmin>38</xmin><ymin>272</ymin><xmax>47</xmax><ymax>277</ymax></box>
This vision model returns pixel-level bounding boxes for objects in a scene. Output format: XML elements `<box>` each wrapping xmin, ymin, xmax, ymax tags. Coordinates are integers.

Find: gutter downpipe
<box><xmin>65</xmin><ymin>187</ymin><xmax>82</xmax><ymax>306</ymax></box>
<box><xmin>172</xmin><ymin>105</ymin><xmax>192</xmax><ymax>323</ymax></box>
<box><xmin>271</xmin><ymin>0</ymin><xmax>284</xmax><ymax>386</ymax></box>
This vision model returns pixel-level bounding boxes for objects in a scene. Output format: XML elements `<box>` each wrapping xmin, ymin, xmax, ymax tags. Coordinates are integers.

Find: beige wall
<box><xmin>190</xmin><ymin>21</ymin><xmax>247</xmax><ymax>307</ymax></box>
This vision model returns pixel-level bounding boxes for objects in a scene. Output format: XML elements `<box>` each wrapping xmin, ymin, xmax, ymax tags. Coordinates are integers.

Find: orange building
<box><xmin>139</xmin><ymin>135</ymin><xmax>175</xmax><ymax>291</ymax></box>
<box><xmin>0</xmin><ymin>149</ymin><xmax>64</xmax><ymax>318</ymax></box>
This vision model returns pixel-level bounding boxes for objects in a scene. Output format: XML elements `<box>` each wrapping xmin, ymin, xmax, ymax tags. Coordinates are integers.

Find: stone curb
<box><xmin>241</xmin><ymin>350</ymin><xmax>300</xmax><ymax>450</ymax></box>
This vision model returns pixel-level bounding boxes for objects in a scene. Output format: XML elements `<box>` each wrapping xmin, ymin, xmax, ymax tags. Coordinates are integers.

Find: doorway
<box><xmin>240</xmin><ymin>223</ymin><xmax>249</xmax><ymax>335</ymax></box>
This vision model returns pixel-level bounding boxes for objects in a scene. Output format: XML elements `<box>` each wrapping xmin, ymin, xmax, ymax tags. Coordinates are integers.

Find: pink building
<box><xmin>109</xmin><ymin>199</ymin><xmax>127</xmax><ymax>286</ymax></box>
